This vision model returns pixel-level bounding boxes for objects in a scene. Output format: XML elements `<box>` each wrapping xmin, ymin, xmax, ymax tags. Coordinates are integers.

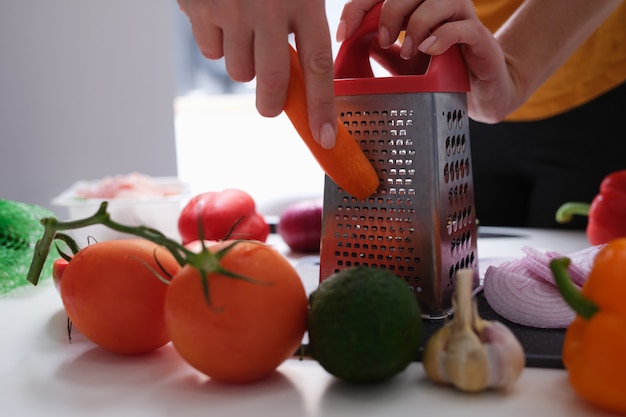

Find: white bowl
<box><xmin>52</xmin><ymin>176</ymin><xmax>190</xmax><ymax>245</ymax></box>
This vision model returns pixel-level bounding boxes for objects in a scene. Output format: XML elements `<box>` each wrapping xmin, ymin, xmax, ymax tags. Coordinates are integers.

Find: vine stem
<box><xmin>27</xmin><ymin>201</ymin><xmax>191</xmax><ymax>286</ymax></box>
<box><xmin>26</xmin><ymin>201</ymin><xmax>270</xmax><ymax>309</ymax></box>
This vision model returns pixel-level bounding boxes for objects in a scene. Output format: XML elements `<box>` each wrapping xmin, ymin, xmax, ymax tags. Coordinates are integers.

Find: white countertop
<box><xmin>0</xmin><ymin>227</ymin><xmax>617</xmax><ymax>417</ymax></box>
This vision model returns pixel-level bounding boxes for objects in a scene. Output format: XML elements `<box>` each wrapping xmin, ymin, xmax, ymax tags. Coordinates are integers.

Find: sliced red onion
<box><xmin>519</xmin><ymin>246</ymin><xmax>559</xmax><ymax>286</ymax></box>
<box><xmin>482</xmin><ymin>245</ymin><xmax>603</xmax><ymax>329</ymax></box>
<box><xmin>544</xmin><ymin>245</ymin><xmax>603</xmax><ymax>287</ymax></box>
<box><xmin>483</xmin><ymin>262</ymin><xmax>575</xmax><ymax>328</ymax></box>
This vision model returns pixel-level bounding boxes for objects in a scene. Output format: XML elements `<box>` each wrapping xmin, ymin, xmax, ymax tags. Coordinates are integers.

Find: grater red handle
<box><xmin>334</xmin><ymin>2</ymin><xmax>469</xmax><ymax>94</ymax></box>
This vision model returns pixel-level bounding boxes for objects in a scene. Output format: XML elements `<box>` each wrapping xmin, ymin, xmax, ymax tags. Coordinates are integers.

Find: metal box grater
<box><xmin>319</xmin><ymin>3</ymin><xmax>479</xmax><ymax>319</ymax></box>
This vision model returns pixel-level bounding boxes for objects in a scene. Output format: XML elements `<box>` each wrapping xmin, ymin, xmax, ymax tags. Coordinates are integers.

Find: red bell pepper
<box><xmin>556</xmin><ymin>170</ymin><xmax>626</xmax><ymax>245</ymax></box>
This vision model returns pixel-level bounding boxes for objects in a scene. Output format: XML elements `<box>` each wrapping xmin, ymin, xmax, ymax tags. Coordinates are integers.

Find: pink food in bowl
<box><xmin>75</xmin><ymin>172</ymin><xmax>182</xmax><ymax>199</ymax></box>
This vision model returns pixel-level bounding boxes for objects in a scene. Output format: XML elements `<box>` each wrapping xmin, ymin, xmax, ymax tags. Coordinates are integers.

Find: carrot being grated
<box><xmin>283</xmin><ymin>44</ymin><xmax>379</xmax><ymax>200</ymax></box>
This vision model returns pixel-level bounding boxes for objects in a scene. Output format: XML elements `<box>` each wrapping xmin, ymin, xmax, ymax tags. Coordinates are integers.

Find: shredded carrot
<box><xmin>283</xmin><ymin>45</ymin><xmax>379</xmax><ymax>200</ymax></box>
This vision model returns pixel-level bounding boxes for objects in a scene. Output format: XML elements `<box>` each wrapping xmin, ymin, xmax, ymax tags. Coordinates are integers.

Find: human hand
<box><xmin>338</xmin><ymin>0</ymin><xmax>514</xmax><ymax>123</ymax></box>
<box><xmin>339</xmin><ymin>0</ymin><xmax>621</xmax><ymax>123</ymax></box>
<box><xmin>178</xmin><ymin>0</ymin><xmax>338</xmax><ymax>148</ymax></box>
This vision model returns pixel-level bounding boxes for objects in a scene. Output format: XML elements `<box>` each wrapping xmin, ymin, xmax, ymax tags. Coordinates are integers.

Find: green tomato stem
<box><xmin>549</xmin><ymin>257</ymin><xmax>599</xmax><ymax>320</ymax></box>
<box><xmin>555</xmin><ymin>202</ymin><xmax>591</xmax><ymax>224</ymax></box>
<box><xmin>27</xmin><ymin>201</ymin><xmax>193</xmax><ymax>286</ymax></box>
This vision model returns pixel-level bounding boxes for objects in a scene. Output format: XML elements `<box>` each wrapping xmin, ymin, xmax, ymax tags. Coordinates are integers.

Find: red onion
<box><xmin>483</xmin><ymin>245</ymin><xmax>602</xmax><ymax>328</ymax></box>
<box><xmin>277</xmin><ymin>199</ymin><xmax>323</xmax><ymax>253</ymax></box>
<box><xmin>545</xmin><ymin>245</ymin><xmax>602</xmax><ymax>287</ymax></box>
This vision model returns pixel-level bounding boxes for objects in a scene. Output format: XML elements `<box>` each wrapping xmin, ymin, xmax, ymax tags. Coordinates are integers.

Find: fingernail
<box><xmin>336</xmin><ymin>20</ymin><xmax>347</xmax><ymax>42</ymax></box>
<box><xmin>319</xmin><ymin>122</ymin><xmax>336</xmax><ymax>149</ymax></box>
<box><xmin>400</xmin><ymin>35</ymin><xmax>413</xmax><ymax>60</ymax></box>
<box><xmin>418</xmin><ymin>35</ymin><xmax>437</xmax><ymax>53</ymax></box>
<box><xmin>379</xmin><ymin>26</ymin><xmax>391</xmax><ymax>49</ymax></box>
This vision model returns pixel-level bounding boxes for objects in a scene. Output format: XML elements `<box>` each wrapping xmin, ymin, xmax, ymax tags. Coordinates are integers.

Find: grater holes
<box><xmin>459</xmin><ymin>159</ymin><xmax>466</xmax><ymax>178</ymax></box>
<box><xmin>450</xmin><ymin>230</ymin><xmax>473</xmax><ymax>254</ymax></box>
<box><xmin>330</xmin><ymin>202</ymin><xmax>420</xmax><ymax>268</ymax></box>
<box><xmin>443</xmin><ymin>158</ymin><xmax>471</xmax><ymax>184</ymax></box>
<box><xmin>447</xmin><ymin>251</ymin><xmax>477</xmax><ymax>286</ymax></box>
<box><xmin>446</xmin><ymin>205</ymin><xmax>474</xmax><ymax>235</ymax></box>
<box><xmin>445</xmin><ymin>134</ymin><xmax>468</xmax><ymax>156</ymax></box>
<box><xmin>447</xmin><ymin>181</ymin><xmax>471</xmax><ymax>201</ymax></box>
<box><xmin>443</xmin><ymin>108</ymin><xmax>465</xmax><ymax>130</ymax></box>
<box><xmin>343</xmin><ymin>111</ymin><xmax>415</xmax><ymax>144</ymax></box>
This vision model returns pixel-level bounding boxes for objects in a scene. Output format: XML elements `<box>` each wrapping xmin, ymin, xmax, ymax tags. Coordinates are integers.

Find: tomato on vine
<box><xmin>27</xmin><ymin>201</ymin><xmax>307</xmax><ymax>383</ymax></box>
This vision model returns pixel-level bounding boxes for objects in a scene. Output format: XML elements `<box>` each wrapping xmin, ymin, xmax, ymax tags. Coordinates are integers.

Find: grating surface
<box><xmin>320</xmin><ymin>92</ymin><xmax>478</xmax><ymax>319</ymax></box>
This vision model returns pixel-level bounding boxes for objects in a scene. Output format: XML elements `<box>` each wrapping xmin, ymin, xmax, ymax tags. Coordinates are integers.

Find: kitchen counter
<box><xmin>0</xmin><ymin>227</ymin><xmax>618</xmax><ymax>417</ymax></box>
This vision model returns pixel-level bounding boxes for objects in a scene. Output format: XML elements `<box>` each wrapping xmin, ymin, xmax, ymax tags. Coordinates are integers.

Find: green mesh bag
<box><xmin>0</xmin><ymin>199</ymin><xmax>58</xmax><ymax>295</ymax></box>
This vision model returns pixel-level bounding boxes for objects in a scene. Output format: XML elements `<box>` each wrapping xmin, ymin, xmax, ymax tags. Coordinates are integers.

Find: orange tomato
<box><xmin>164</xmin><ymin>240</ymin><xmax>308</xmax><ymax>384</ymax></box>
<box><xmin>60</xmin><ymin>239</ymin><xmax>181</xmax><ymax>355</ymax></box>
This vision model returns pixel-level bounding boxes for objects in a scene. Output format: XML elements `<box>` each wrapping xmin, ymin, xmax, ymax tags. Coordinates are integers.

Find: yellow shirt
<box><xmin>474</xmin><ymin>0</ymin><xmax>626</xmax><ymax>121</ymax></box>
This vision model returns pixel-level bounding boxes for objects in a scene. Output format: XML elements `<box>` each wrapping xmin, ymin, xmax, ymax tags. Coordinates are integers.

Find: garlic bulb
<box><xmin>422</xmin><ymin>269</ymin><xmax>525</xmax><ymax>392</ymax></box>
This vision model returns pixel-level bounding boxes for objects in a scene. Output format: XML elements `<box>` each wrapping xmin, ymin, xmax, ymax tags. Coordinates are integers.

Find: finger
<box><xmin>181</xmin><ymin>0</ymin><xmax>227</xmax><ymax>60</ymax></box>
<box><xmin>403</xmin><ymin>0</ymin><xmax>476</xmax><ymax>57</ymax></box>
<box><xmin>177</xmin><ymin>0</ymin><xmax>189</xmax><ymax>15</ymax></box>
<box><xmin>418</xmin><ymin>18</ymin><xmax>489</xmax><ymax>58</ymax></box>
<box><xmin>221</xmin><ymin>23</ymin><xmax>255</xmax><ymax>82</ymax></box>
<box><xmin>252</xmin><ymin>21</ymin><xmax>292</xmax><ymax>118</ymax></box>
<box><xmin>190</xmin><ymin>21</ymin><xmax>225</xmax><ymax>60</ymax></box>
<box><xmin>377</xmin><ymin>0</ymin><xmax>431</xmax><ymax>48</ymax></box>
<box><xmin>294</xmin><ymin>5</ymin><xmax>337</xmax><ymax>148</ymax></box>
<box><xmin>337</xmin><ymin>0</ymin><xmax>381</xmax><ymax>42</ymax></box>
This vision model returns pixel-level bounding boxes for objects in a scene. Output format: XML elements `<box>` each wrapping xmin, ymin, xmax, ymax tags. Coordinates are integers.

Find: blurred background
<box><xmin>0</xmin><ymin>1</ymin><xmax>345</xmax><ymax>218</ymax></box>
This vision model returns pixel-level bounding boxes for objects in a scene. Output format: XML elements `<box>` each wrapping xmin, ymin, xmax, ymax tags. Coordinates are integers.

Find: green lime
<box><xmin>308</xmin><ymin>266</ymin><xmax>422</xmax><ymax>383</ymax></box>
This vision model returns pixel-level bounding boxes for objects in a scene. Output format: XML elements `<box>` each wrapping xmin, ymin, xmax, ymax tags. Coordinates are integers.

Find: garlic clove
<box><xmin>480</xmin><ymin>320</ymin><xmax>526</xmax><ymax>389</ymax></box>
<box><xmin>422</xmin><ymin>323</ymin><xmax>451</xmax><ymax>385</ymax></box>
<box><xmin>445</xmin><ymin>324</ymin><xmax>490</xmax><ymax>392</ymax></box>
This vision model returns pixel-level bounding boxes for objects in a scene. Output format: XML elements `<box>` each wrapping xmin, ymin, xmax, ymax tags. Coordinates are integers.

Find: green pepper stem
<box><xmin>549</xmin><ymin>258</ymin><xmax>598</xmax><ymax>320</ymax></box>
<box><xmin>555</xmin><ymin>202</ymin><xmax>591</xmax><ymax>224</ymax></box>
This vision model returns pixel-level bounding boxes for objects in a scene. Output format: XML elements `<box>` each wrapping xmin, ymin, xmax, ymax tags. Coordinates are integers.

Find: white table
<box><xmin>1</xmin><ymin>227</ymin><xmax>615</xmax><ymax>417</ymax></box>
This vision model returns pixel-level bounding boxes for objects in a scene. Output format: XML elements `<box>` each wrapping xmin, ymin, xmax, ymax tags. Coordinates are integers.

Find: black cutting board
<box><xmin>299</xmin><ymin>291</ymin><xmax>566</xmax><ymax>369</ymax></box>
<box><xmin>417</xmin><ymin>291</ymin><xmax>566</xmax><ymax>369</ymax></box>
<box><xmin>293</xmin><ymin>259</ymin><xmax>566</xmax><ymax>369</ymax></box>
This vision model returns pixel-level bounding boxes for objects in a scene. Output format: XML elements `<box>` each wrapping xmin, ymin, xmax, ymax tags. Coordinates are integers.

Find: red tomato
<box><xmin>164</xmin><ymin>240</ymin><xmax>308</xmax><ymax>384</ymax></box>
<box><xmin>60</xmin><ymin>239</ymin><xmax>181</xmax><ymax>355</ymax></box>
<box><xmin>178</xmin><ymin>189</ymin><xmax>269</xmax><ymax>245</ymax></box>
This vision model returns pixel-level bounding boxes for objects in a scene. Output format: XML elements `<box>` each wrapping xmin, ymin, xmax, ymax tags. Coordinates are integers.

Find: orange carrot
<box><xmin>284</xmin><ymin>45</ymin><xmax>379</xmax><ymax>200</ymax></box>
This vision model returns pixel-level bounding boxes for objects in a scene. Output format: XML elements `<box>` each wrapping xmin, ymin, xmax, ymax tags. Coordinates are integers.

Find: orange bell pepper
<box><xmin>550</xmin><ymin>239</ymin><xmax>626</xmax><ymax>414</ymax></box>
